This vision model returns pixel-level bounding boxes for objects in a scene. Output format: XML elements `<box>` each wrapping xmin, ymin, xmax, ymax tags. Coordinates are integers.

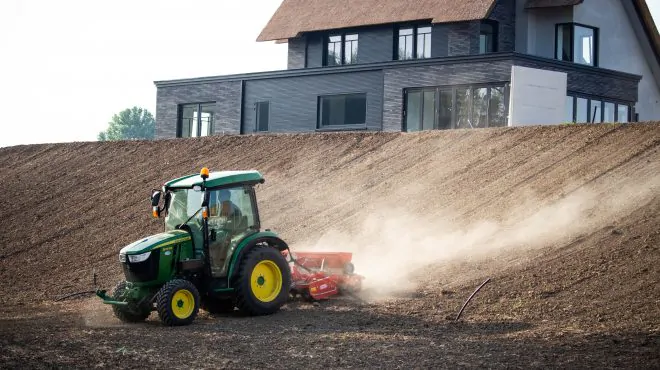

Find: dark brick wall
<box><xmin>513</xmin><ymin>59</ymin><xmax>639</xmax><ymax>102</ymax></box>
<box><xmin>306</xmin><ymin>34</ymin><xmax>324</xmax><ymax>68</ymax></box>
<box><xmin>447</xmin><ymin>22</ymin><xmax>481</xmax><ymax>56</ymax></box>
<box><xmin>357</xmin><ymin>26</ymin><xmax>394</xmax><ymax>64</ymax></box>
<box><xmin>431</xmin><ymin>24</ymin><xmax>450</xmax><ymax>58</ymax></box>
<box><xmin>488</xmin><ymin>0</ymin><xmax>516</xmax><ymax>52</ymax></box>
<box><xmin>382</xmin><ymin>60</ymin><xmax>514</xmax><ymax>131</ymax></box>
<box><xmin>155</xmin><ymin>81</ymin><xmax>242</xmax><ymax>139</ymax></box>
<box><xmin>288</xmin><ymin>37</ymin><xmax>306</xmax><ymax>69</ymax></box>
<box><xmin>242</xmin><ymin>70</ymin><xmax>384</xmax><ymax>133</ymax></box>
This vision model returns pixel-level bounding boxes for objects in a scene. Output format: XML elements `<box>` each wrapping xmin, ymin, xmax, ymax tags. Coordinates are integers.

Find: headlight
<box><xmin>127</xmin><ymin>251</ymin><xmax>151</xmax><ymax>263</ymax></box>
<box><xmin>119</xmin><ymin>253</ymin><xmax>126</xmax><ymax>263</ymax></box>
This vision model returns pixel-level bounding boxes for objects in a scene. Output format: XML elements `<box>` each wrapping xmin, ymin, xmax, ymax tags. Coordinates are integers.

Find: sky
<box><xmin>0</xmin><ymin>0</ymin><xmax>659</xmax><ymax>148</ymax></box>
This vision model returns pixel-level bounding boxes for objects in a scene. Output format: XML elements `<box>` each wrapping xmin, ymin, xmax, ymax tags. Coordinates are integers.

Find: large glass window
<box><xmin>617</xmin><ymin>105</ymin><xmax>629</xmax><ymax>123</ymax></box>
<box><xmin>178</xmin><ymin>103</ymin><xmax>214</xmax><ymax>138</ymax></box>
<box><xmin>405</xmin><ymin>84</ymin><xmax>508</xmax><ymax>131</ymax></box>
<box><xmin>479</xmin><ymin>21</ymin><xmax>498</xmax><ymax>54</ymax></box>
<box><xmin>556</xmin><ymin>23</ymin><xmax>598</xmax><ymax>66</ymax></box>
<box><xmin>603</xmin><ymin>102</ymin><xmax>615</xmax><ymax>122</ymax></box>
<box><xmin>566</xmin><ymin>94</ymin><xmax>632</xmax><ymax>123</ymax></box>
<box><xmin>576</xmin><ymin>97</ymin><xmax>588</xmax><ymax>123</ymax></box>
<box><xmin>565</xmin><ymin>96</ymin><xmax>574</xmax><ymax>123</ymax></box>
<box><xmin>397</xmin><ymin>25</ymin><xmax>432</xmax><ymax>60</ymax></box>
<box><xmin>489</xmin><ymin>86</ymin><xmax>507</xmax><ymax>127</ymax></box>
<box><xmin>325</xmin><ymin>33</ymin><xmax>358</xmax><ymax>66</ymax></box>
<box><xmin>318</xmin><ymin>93</ymin><xmax>367</xmax><ymax>128</ymax></box>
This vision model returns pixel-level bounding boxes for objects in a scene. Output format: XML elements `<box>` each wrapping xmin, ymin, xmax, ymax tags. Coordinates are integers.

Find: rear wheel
<box><xmin>235</xmin><ymin>246</ymin><xmax>291</xmax><ymax>316</ymax></box>
<box><xmin>111</xmin><ymin>280</ymin><xmax>151</xmax><ymax>323</ymax></box>
<box><xmin>155</xmin><ymin>279</ymin><xmax>200</xmax><ymax>326</ymax></box>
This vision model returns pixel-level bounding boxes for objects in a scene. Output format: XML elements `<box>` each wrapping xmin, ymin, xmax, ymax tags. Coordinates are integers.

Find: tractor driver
<box><xmin>210</xmin><ymin>189</ymin><xmax>242</xmax><ymax>218</ymax></box>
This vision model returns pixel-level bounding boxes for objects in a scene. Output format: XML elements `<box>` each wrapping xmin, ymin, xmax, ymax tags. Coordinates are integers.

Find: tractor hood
<box><xmin>119</xmin><ymin>230</ymin><xmax>191</xmax><ymax>255</ymax></box>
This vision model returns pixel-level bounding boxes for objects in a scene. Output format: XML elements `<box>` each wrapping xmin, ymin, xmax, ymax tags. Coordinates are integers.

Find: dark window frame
<box><xmin>565</xmin><ymin>92</ymin><xmax>633</xmax><ymax>123</ymax></box>
<box><xmin>255</xmin><ymin>101</ymin><xmax>270</xmax><ymax>133</ymax></box>
<box><xmin>479</xmin><ymin>20</ymin><xmax>499</xmax><ymax>54</ymax></box>
<box><xmin>554</xmin><ymin>22</ymin><xmax>599</xmax><ymax>67</ymax></box>
<box><xmin>394</xmin><ymin>23</ymin><xmax>433</xmax><ymax>61</ymax></box>
<box><xmin>176</xmin><ymin>102</ymin><xmax>216</xmax><ymax>138</ymax></box>
<box><xmin>323</xmin><ymin>32</ymin><xmax>359</xmax><ymax>66</ymax></box>
<box><xmin>402</xmin><ymin>82</ymin><xmax>510</xmax><ymax>131</ymax></box>
<box><xmin>317</xmin><ymin>92</ymin><xmax>368</xmax><ymax>129</ymax></box>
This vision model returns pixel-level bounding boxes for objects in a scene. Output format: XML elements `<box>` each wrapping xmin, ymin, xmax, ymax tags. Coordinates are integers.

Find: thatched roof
<box><xmin>257</xmin><ymin>0</ymin><xmax>497</xmax><ymax>42</ymax></box>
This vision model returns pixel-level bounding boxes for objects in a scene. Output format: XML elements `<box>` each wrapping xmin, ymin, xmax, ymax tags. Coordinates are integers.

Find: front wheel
<box><xmin>155</xmin><ymin>279</ymin><xmax>200</xmax><ymax>326</ymax></box>
<box><xmin>235</xmin><ymin>246</ymin><xmax>291</xmax><ymax>316</ymax></box>
<box><xmin>111</xmin><ymin>280</ymin><xmax>151</xmax><ymax>323</ymax></box>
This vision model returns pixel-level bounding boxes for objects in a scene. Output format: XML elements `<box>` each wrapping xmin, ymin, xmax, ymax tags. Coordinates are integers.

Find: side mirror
<box><xmin>151</xmin><ymin>190</ymin><xmax>162</xmax><ymax>207</ymax></box>
<box><xmin>151</xmin><ymin>190</ymin><xmax>162</xmax><ymax>218</ymax></box>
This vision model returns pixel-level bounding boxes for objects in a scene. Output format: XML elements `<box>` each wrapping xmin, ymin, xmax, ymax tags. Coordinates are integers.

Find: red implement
<box><xmin>284</xmin><ymin>250</ymin><xmax>364</xmax><ymax>301</ymax></box>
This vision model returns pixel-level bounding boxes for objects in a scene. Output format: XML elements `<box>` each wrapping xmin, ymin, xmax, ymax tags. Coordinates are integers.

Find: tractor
<box><xmin>96</xmin><ymin>168</ymin><xmax>295</xmax><ymax>326</ymax></box>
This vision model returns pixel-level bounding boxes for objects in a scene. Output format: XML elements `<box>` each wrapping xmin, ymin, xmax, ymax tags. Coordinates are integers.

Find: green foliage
<box><xmin>98</xmin><ymin>106</ymin><xmax>155</xmax><ymax>141</ymax></box>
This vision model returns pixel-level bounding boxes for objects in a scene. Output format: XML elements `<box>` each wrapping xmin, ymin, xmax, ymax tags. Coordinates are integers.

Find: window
<box><xmin>566</xmin><ymin>94</ymin><xmax>632</xmax><ymax>123</ymax></box>
<box><xmin>396</xmin><ymin>25</ymin><xmax>432</xmax><ymax>60</ymax></box>
<box><xmin>178</xmin><ymin>103</ymin><xmax>214</xmax><ymax>137</ymax></box>
<box><xmin>318</xmin><ymin>93</ymin><xmax>367</xmax><ymax>128</ymax></box>
<box><xmin>325</xmin><ymin>33</ymin><xmax>358</xmax><ymax>66</ymax></box>
<box><xmin>556</xmin><ymin>23</ymin><xmax>598</xmax><ymax>66</ymax></box>
<box><xmin>479</xmin><ymin>21</ymin><xmax>498</xmax><ymax>54</ymax></box>
<box><xmin>617</xmin><ymin>105</ymin><xmax>629</xmax><ymax>123</ymax></box>
<box><xmin>255</xmin><ymin>101</ymin><xmax>270</xmax><ymax>132</ymax></box>
<box><xmin>404</xmin><ymin>83</ymin><xmax>509</xmax><ymax>131</ymax></box>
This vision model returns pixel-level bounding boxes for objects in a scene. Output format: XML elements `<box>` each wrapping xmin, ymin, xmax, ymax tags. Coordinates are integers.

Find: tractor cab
<box><xmin>154</xmin><ymin>169</ymin><xmax>264</xmax><ymax>277</ymax></box>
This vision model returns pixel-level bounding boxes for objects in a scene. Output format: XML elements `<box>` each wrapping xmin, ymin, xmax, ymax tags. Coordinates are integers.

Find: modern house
<box><xmin>154</xmin><ymin>0</ymin><xmax>660</xmax><ymax>138</ymax></box>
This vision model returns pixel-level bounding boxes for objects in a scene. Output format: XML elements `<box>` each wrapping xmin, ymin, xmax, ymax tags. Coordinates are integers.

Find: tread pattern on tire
<box><xmin>234</xmin><ymin>245</ymin><xmax>291</xmax><ymax>316</ymax></box>
<box><xmin>155</xmin><ymin>278</ymin><xmax>200</xmax><ymax>326</ymax></box>
<box><xmin>111</xmin><ymin>280</ymin><xmax>151</xmax><ymax>323</ymax></box>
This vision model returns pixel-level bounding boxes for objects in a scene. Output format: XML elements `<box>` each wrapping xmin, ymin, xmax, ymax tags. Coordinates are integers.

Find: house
<box><xmin>154</xmin><ymin>0</ymin><xmax>660</xmax><ymax>138</ymax></box>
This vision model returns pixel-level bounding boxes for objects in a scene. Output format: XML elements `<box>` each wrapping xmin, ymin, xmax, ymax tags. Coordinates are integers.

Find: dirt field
<box><xmin>1</xmin><ymin>123</ymin><xmax>659</xmax><ymax>369</ymax></box>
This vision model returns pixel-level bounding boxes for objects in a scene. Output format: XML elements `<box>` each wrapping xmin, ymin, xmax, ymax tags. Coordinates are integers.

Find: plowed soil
<box><xmin>1</xmin><ymin>123</ymin><xmax>659</xmax><ymax>369</ymax></box>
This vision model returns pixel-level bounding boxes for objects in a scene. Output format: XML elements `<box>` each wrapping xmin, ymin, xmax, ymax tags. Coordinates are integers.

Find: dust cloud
<box><xmin>294</xmin><ymin>173</ymin><xmax>660</xmax><ymax>299</ymax></box>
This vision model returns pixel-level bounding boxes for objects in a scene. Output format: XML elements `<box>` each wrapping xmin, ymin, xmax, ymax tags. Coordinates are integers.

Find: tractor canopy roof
<box><xmin>164</xmin><ymin>170</ymin><xmax>264</xmax><ymax>190</ymax></box>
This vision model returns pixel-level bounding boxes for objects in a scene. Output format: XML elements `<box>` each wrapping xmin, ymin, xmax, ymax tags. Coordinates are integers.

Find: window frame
<box><xmin>255</xmin><ymin>101</ymin><xmax>270</xmax><ymax>133</ymax></box>
<box><xmin>177</xmin><ymin>102</ymin><xmax>215</xmax><ymax>138</ymax></box>
<box><xmin>554</xmin><ymin>22</ymin><xmax>599</xmax><ymax>67</ymax></box>
<box><xmin>402</xmin><ymin>82</ymin><xmax>510</xmax><ymax>131</ymax></box>
<box><xmin>317</xmin><ymin>92</ymin><xmax>368</xmax><ymax>130</ymax></box>
<box><xmin>323</xmin><ymin>32</ymin><xmax>359</xmax><ymax>66</ymax></box>
<box><xmin>565</xmin><ymin>92</ymin><xmax>632</xmax><ymax>123</ymax></box>
<box><xmin>479</xmin><ymin>20</ymin><xmax>499</xmax><ymax>54</ymax></box>
<box><xmin>394</xmin><ymin>23</ymin><xmax>433</xmax><ymax>61</ymax></box>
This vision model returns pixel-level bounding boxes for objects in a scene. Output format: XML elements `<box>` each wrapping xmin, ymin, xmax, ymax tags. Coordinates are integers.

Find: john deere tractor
<box><xmin>96</xmin><ymin>168</ymin><xmax>292</xmax><ymax>326</ymax></box>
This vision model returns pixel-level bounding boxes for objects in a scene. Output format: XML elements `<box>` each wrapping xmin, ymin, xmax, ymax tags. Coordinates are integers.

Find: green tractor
<box><xmin>96</xmin><ymin>167</ymin><xmax>292</xmax><ymax>326</ymax></box>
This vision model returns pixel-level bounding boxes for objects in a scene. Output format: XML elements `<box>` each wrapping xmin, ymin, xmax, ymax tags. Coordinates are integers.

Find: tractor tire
<box><xmin>111</xmin><ymin>280</ymin><xmax>151</xmax><ymax>323</ymax></box>
<box><xmin>155</xmin><ymin>279</ymin><xmax>200</xmax><ymax>326</ymax></box>
<box><xmin>235</xmin><ymin>246</ymin><xmax>291</xmax><ymax>316</ymax></box>
<box><xmin>202</xmin><ymin>297</ymin><xmax>235</xmax><ymax>314</ymax></box>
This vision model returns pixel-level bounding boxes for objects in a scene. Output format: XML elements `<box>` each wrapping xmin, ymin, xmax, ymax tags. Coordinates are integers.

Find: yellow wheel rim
<box><xmin>171</xmin><ymin>289</ymin><xmax>195</xmax><ymax>319</ymax></box>
<box><xmin>250</xmin><ymin>260</ymin><xmax>283</xmax><ymax>302</ymax></box>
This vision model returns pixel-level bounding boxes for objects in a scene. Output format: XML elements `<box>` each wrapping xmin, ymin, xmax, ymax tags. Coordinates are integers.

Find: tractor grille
<box><xmin>122</xmin><ymin>252</ymin><xmax>160</xmax><ymax>282</ymax></box>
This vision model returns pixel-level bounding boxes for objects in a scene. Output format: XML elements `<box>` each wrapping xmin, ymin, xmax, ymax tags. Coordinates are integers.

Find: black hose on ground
<box><xmin>455</xmin><ymin>277</ymin><xmax>491</xmax><ymax>321</ymax></box>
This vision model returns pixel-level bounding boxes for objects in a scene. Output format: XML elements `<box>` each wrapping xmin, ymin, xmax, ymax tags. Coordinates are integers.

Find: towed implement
<box><xmin>96</xmin><ymin>168</ymin><xmax>362</xmax><ymax>326</ymax></box>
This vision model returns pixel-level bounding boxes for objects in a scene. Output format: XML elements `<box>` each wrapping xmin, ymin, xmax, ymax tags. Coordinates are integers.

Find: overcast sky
<box><xmin>0</xmin><ymin>0</ymin><xmax>659</xmax><ymax>148</ymax></box>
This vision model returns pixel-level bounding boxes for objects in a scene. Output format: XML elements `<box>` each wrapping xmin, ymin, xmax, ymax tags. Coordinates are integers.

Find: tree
<box><xmin>98</xmin><ymin>106</ymin><xmax>155</xmax><ymax>141</ymax></box>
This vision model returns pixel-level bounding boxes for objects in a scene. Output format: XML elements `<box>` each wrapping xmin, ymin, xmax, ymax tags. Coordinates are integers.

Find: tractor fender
<box><xmin>227</xmin><ymin>231</ymin><xmax>289</xmax><ymax>286</ymax></box>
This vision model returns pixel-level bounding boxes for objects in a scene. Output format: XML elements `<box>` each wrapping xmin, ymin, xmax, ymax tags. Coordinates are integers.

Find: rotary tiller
<box><xmin>285</xmin><ymin>251</ymin><xmax>364</xmax><ymax>301</ymax></box>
